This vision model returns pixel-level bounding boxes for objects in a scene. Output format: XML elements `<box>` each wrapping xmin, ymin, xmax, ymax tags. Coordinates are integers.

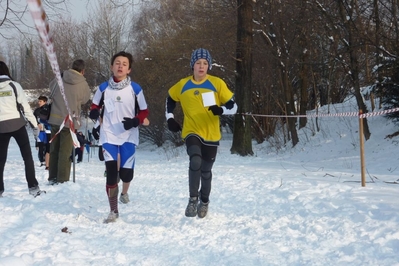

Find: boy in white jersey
<box><xmin>165</xmin><ymin>48</ymin><xmax>237</xmax><ymax>218</ymax></box>
<box><xmin>90</xmin><ymin>51</ymin><xmax>149</xmax><ymax>223</ymax></box>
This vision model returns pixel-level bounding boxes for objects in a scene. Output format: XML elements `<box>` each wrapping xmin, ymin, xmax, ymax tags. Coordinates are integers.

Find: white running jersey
<box><xmin>92</xmin><ymin>82</ymin><xmax>148</xmax><ymax>146</ymax></box>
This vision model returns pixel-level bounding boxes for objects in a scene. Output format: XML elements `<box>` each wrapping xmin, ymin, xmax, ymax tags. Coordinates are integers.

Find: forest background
<box><xmin>1</xmin><ymin>0</ymin><xmax>399</xmax><ymax>155</ymax></box>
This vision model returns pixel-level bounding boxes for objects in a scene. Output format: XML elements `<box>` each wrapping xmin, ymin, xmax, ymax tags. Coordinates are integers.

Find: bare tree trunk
<box><xmin>394</xmin><ymin>0</ymin><xmax>399</xmax><ymax>44</ymax></box>
<box><xmin>231</xmin><ymin>0</ymin><xmax>254</xmax><ymax>156</ymax></box>
<box><xmin>374</xmin><ymin>0</ymin><xmax>382</xmax><ymax>109</ymax></box>
<box><xmin>338</xmin><ymin>0</ymin><xmax>371</xmax><ymax>140</ymax></box>
<box><xmin>298</xmin><ymin>33</ymin><xmax>309</xmax><ymax>129</ymax></box>
<box><xmin>298</xmin><ymin>68</ymin><xmax>309</xmax><ymax>130</ymax></box>
<box><xmin>282</xmin><ymin>67</ymin><xmax>299</xmax><ymax>146</ymax></box>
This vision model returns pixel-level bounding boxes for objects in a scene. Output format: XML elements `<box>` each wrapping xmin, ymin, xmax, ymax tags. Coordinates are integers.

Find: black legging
<box><xmin>185</xmin><ymin>135</ymin><xmax>217</xmax><ymax>202</ymax></box>
<box><xmin>37</xmin><ymin>142</ymin><xmax>46</xmax><ymax>162</ymax></box>
<box><xmin>0</xmin><ymin>126</ymin><xmax>38</xmax><ymax>192</ymax></box>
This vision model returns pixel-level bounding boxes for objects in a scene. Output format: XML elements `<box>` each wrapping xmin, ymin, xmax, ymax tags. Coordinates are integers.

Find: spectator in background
<box><xmin>33</xmin><ymin>95</ymin><xmax>51</xmax><ymax>169</ymax></box>
<box><xmin>71</xmin><ymin>131</ymin><xmax>86</xmax><ymax>163</ymax></box>
<box><xmin>0</xmin><ymin>61</ymin><xmax>44</xmax><ymax>197</ymax></box>
<box><xmin>48</xmin><ymin>59</ymin><xmax>91</xmax><ymax>184</ymax></box>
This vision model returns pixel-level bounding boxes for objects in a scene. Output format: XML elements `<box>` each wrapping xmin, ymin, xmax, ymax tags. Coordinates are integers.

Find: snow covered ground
<box><xmin>1</xmin><ymin>96</ymin><xmax>398</xmax><ymax>265</ymax></box>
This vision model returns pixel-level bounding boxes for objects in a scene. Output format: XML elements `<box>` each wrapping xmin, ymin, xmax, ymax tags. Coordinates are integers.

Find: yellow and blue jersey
<box><xmin>168</xmin><ymin>74</ymin><xmax>233</xmax><ymax>143</ymax></box>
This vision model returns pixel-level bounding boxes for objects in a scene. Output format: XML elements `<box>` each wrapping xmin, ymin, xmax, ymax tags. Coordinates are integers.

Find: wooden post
<box><xmin>359</xmin><ymin>110</ymin><xmax>366</xmax><ymax>187</ymax></box>
<box><xmin>370</xmin><ymin>92</ymin><xmax>375</xmax><ymax>111</ymax></box>
<box><xmin>72</xmin><ymin>146</ymin><xmax>76</xmax><ymax>183</ymax></box>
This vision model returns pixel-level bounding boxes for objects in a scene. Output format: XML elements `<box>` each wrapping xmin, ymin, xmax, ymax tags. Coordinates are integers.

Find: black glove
<box><xmin>89</xmin><ymin>109</ymin><xmax>100</xmax><ymax>120</ymax></box>
<box><xmin>122</xmin><ymin>117</ymin><xmax>139</xmax><ymax>130</ymax></box>
<box><xmin>225</xmin><ymin>100</ymin><xmax>234</xmax><ymax>110</ymax></box>
<box><xmin>92</xmin><ymin>126</ymin><xmax>100</xmax><ymax>140</ymax></box>
<box><xmin>208</xmin><ymin>105</ymin><xmax>223</xmax><ymax>116</ymax></box>
<box><xmin>167</xmin><ymin>118</ymin><xmax>181</xmax><ymax>132</ymax></box>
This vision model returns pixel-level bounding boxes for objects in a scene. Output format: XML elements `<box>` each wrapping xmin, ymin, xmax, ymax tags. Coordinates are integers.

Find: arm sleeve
<box><xmin>90</xmin><ymin>103</ymin><xmax>101</xmax><ymax>110</ymax></box>
<box><xmin>217</xmin><ymin>78</ymin><xmax>236</xmax><ymax>115</ymax></box>
<box><xmin>221</xmin><ymin>99</ymin><xmax>238</xmax><ymax>115</ymax></box>
<box><xmin>136</xmin><ymin>109</ymin><xmax>149</xmax><ymax>123</ymax></box>
<box><xmin>48</xmin><ymin>79</ymin><xmax>58</xmax><ymax>101</ymax></box>
<box><xmin>135</xmin><ymin>90</ymin><xmax>149</xmax><ymax>124</ymax></box>
<box><xmin>90</xmin><ymin>89</ymin><xmax>103</xmax><ymax>110</ymax></box>
<box><xmin>33</xmin><ymin>108</ymin><xmax>41</xmax><ymax>123</ymax></box>
<box><xmin>15</xmin><ymin>82</ymin><xmax>38</xmax><ymax>128</ymax></box>
<box><xmin>165</xmin><ymin>96</ymin><xmax>176</xmax><ymax>120</ymax></box>
<box><xmin>224</xmin><ymin>99</ymin><xmax>235</xmax><ymax>110</ymax></box>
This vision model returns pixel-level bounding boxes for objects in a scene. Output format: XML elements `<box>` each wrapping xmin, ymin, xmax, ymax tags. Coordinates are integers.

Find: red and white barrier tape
<box><xmin>27</xmin><ymin>0</ymin><xmax>79</xmax><ymax>147</ymax></box>
<box><xmin>359</xmin><ymin>107</ymin><xmax>399</xmax><ymax>118</ymax></box>
<box><xmin>240</xmin><ymin>107</ymin><xmax>399</xmax><ymax>119</ymax></box>
<box><xmin>48</xmin><ymin>114</ymin><xmax>77</xmax><ymax>144</ymax></box>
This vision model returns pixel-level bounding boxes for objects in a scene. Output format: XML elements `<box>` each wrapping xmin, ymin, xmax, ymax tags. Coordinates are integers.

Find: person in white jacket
<box><xmin>0</xmin><ymin>61</ymin><xmax>44</xmax><ymax>198</ymax></box>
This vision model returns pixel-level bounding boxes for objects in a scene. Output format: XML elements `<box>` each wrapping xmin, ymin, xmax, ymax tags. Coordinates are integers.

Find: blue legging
<box><xmin>102</xmin><ymin>142</ymin><xmax>136</xmax><ymax>186</ymax></box>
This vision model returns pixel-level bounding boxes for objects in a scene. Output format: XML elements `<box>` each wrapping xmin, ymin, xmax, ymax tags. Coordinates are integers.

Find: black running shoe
<box><xmin>197</xmin><ymin>200</ymin><xmax>209</xmax><ymax>218</ymax></box>
<box><xmin>29</xmin><ymin>186</ymin><xmax>46</xmax><ymax>197</ymax></box>
<box><xmin>185</xmin><ymin>197</ymin><xmax>198</xmax><ymax>217</ymax></box>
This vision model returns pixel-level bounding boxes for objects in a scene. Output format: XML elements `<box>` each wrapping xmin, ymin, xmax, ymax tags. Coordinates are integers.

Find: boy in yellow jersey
<box><xmin>166</xmin><ymin>48</ymin><xmax>237</xmax><ymax>218</ymax></box>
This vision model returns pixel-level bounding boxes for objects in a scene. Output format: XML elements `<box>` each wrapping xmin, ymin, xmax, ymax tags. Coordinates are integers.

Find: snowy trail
<box><xmin>1</xmin><ymin>131</ymin><xmax>399</xmax><ymax>265</ymax></box>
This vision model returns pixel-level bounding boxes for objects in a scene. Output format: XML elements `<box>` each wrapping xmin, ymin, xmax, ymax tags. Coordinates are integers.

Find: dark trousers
<box><xmin>49</xmin><ymin>125</ymin><xmax>72</xmax><ymax>182</ymax></box>
<box><xmin>185</xmin><ymin>135</ymin><xmax>217</xmax><ymax>202</ymax></box>
<box><xmin>0</xmin><ymin>126</ymin><xmax>38</xmax><ymax>191</ymax></box>
<box><xmin>45</xmin><ymin>134</ymin><xmax>51</xmax><ymax>153</ymax></box>
<box><xmin>37</xmin><ymin>142</ymin><xmax>46</xmax><ymax>163</ymax></box>
<box><xmin>72</xmin><ymin>147</ymin><xmax>83</xmax><ymax>162</ymax></box>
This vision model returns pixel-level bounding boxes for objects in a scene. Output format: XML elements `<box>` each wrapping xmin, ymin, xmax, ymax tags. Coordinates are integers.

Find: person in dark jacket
<box><xmin>71</xmin><ymin>131</ymin><xmax>86</xmax><ymax>163</ymax></box>
<box><xmin>0</xmin><ymin>61</ymin><xmax>44</xmax><ymax>197</ymax></box>
<box><xmin>33</xmin><ymin>95</ymin><xmax>51</xmax><ymax>169</ymax></box>
<box><xmin>48</xmin><ymin>59</ymin><xmax>91</xmax><ymax>184</ymax></box>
